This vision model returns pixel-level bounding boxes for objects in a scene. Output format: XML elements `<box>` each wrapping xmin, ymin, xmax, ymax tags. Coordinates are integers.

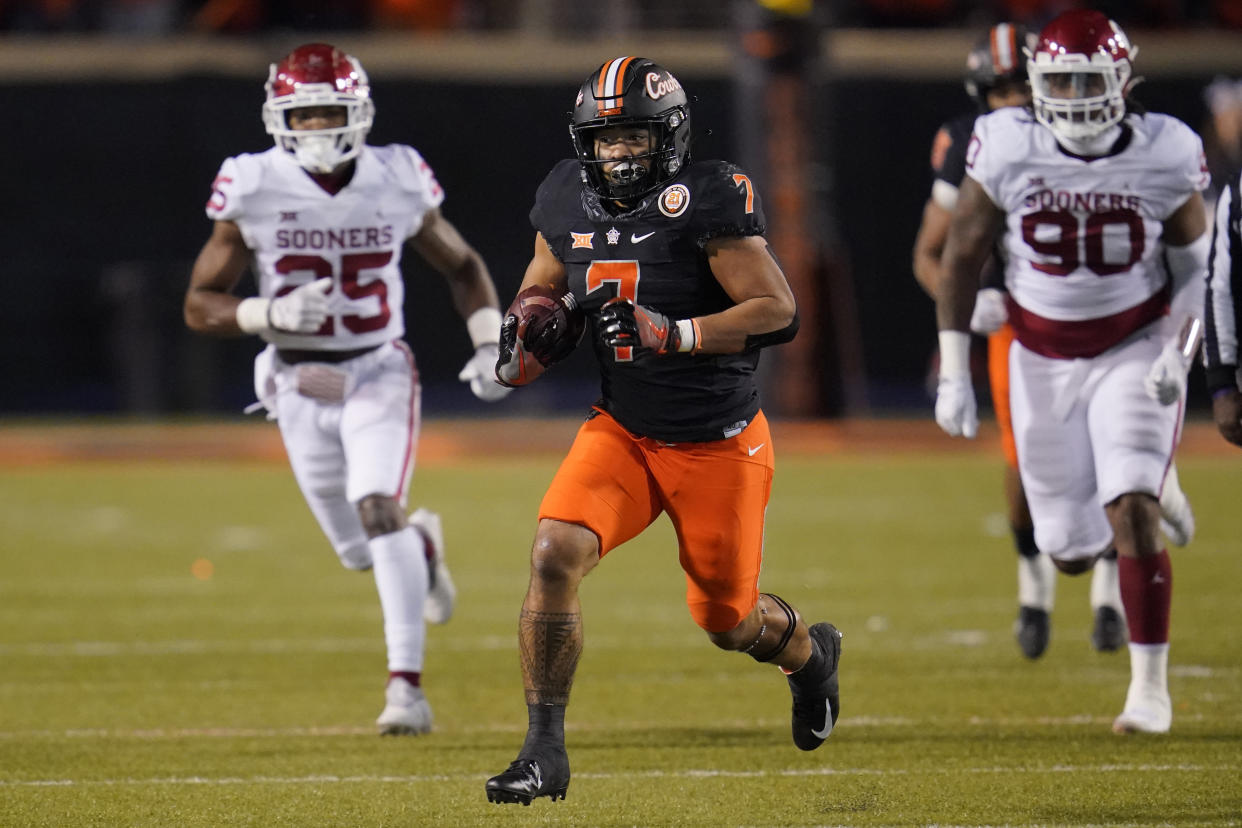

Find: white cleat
<box><xmin>376</xmin><ymin>676</ymin><xmax>433</xmax><ymax>735</ymax></box>
<box><xmin>1112</xmin><ymin>688</ymin><xmax>1172</xmax><ymax>735</ymax></box>
<box><xmin>1158</xmin><ymin>464</ymin><xmax>1194</xmax><ymax>547</ymax></box>
<box><xmin>410</xmin><ymin>508</ymin><xmax>455</xmax><ymax>625</ymax></box>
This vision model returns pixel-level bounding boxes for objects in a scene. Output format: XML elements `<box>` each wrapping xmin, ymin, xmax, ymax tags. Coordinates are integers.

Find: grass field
<box><xmin>1</xmin><ymin>420</ymin><xmax>1239</xmax><ymax>827</ymax></box>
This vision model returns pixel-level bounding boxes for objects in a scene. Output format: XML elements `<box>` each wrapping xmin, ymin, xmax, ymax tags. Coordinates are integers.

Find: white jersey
<box><xmin>966</xmin><ymin>108</ymin><xmax>1208</xmax><ymax>358</ymax></box>
<box><xmin>205</xmin><ymin>144</ymin><xmax>444</xmax><ymax>351</ymax></box>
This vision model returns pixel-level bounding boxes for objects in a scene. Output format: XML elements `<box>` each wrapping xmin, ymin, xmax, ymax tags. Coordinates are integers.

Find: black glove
<box><xmin>597</xmin><ymin>297</ymin><xmax>681</xmax><ymax>355</ymax></box>
<box><xmin>494</xmin><ymin>313</ymin><xmax>528</xmax><ymax>387</ymax></box>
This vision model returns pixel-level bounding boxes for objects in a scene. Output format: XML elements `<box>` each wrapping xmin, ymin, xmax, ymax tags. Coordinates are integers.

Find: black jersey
<box><xmin>932</xmin><ymin>111</ymin><xmax>977</xmax><ymax>190</ymax></box>
<box><xmin>931</xmin><ymin>110</ymin><xmax>1005</xmax><ymax>291</ymax></box>
<box><xmin>531</xmin><ymin>158</ymin><xmax>768</xmax><ymax>443</ymax></box>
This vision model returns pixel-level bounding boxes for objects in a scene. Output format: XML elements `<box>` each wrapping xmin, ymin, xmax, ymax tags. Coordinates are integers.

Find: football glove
<box><xmin>935</xmin><ymin>329</ymin><xmax>978</xmax><ymax>438</ymax></box>
<box><xmin>969</xmin><ymin>288</ymin><xmax>1008</xmax><ymax>335</ymax></box>
<box><xmin>935</xmin><ymin>374</ymin><xmax>979</xmax><ymax>438</ymax></box>
<box><xmin>1144</xmin><ymin>317</ymin><xmax>1203</xmax><ymax>406</ymax></box>
<box><xmin>237</xmin><ymin>277</ymin><xmax>333</xmax><ymax>334</ymax></box>
<box><xmin>494</xmin><ymin>312</ymin><xmax>539</xmax><ymax>387</ymax></box>
<box><xmin>597</xmin><ymin>297</ymin><xmax>682</xmax><ymax>355</ymax></box>
<box><xmin>458</xmin><ymin>344</ymin><xmax>512</xmax><ymax>402</ymax></box>
<box><xmin>1144</xmin><ymin>341</ymin><xmax>1188</xmax><ymax>406</ymax></box>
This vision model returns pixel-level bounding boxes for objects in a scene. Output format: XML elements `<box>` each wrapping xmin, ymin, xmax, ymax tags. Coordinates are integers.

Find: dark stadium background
<box><xmin>1</xmin><ymin>28</ymin><xmax>1235</xmax><ymax>418</ymax></box>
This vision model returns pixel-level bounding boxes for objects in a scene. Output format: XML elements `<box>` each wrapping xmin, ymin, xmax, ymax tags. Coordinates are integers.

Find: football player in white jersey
<box><xmin>934</xmin><ymin>11</ymin><xmax>1211</xmax><ymax>734</ymax></box>
<box><xmin>183</xmin><ymin>43</ymin><xmax>512</xmax><ymax>735</ymax></box>
<box><xmin>912</xmin><ymin>22</ymin><xmax>1133</xmax><ymax>661</ymax></box>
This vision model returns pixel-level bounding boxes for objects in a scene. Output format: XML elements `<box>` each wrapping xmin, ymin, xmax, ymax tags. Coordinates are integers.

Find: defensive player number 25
<box><xmin>273</xmin><ymin>251</ymin><xmax>394</xmax><ymax>334</ymax></box>
<box><xmin>1020</xmin><ymin>208</ymin><xmax>1144</xmax><ymax>277</ymax></box>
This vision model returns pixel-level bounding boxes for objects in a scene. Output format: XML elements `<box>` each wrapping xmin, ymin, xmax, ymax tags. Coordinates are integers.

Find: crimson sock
<box><xmin>1118</xmin><ymin>550</ymin><xmax>1172</xmax><ymax>645</ymax></box>
<box><xmin>389</xmin><ymin>671</ymin><xmax>421</xmax><ymax>687</ymax></box>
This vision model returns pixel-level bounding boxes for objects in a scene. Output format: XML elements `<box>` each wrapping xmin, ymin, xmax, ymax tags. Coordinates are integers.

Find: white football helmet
<box><xmin>1027</xmin><ymin>9</ymin><xmax>1135</xmax><ymax>145</ymax></box>
<box><xmin>262</xmin><ymin>42</ymin><xmax>374</xmax><ymax>173</ymax></box>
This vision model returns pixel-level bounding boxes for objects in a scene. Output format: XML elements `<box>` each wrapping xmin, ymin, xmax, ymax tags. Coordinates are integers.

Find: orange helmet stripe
<box><xmin>990</xmin><ymin>23</ymin><xmax>1019</xmax><ymax>74</ymax></box>
<box><xmin>595</xmin><ymin>56</ymin><xmax>637</xmax><ymax>115</ymax></box>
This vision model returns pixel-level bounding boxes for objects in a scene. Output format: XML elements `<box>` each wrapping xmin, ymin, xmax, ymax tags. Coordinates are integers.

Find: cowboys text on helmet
<box><xmin>569</xmin><ymin>56</ymin><xmax>692</xmax><ymax>202</ymax></box>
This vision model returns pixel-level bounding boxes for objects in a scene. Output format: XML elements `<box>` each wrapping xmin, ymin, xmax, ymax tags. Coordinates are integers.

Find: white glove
<box><xmin>969</xmin><ymin>288</ymin><xmax>1008</xmax><ymax>335</ymax></box>
<box><xmin>935</xmin><ymin>329</ymin><xmax>978</xmax><ymax>438</ymax></box>
<box><xmin>1144</xmin><ymin>339</ymin><xmax>1190</xmax><ymax>406</ymax></box>
<box><xmin>270</xmin><ymin>277</ymin><xmax>333</xmax><ymax>332</ymax></box>
<box><xmin>458</xmin><ymin>344</ymin><xmax>512</xmax><ymax>402</ymax></box>
<box><xmin>236</xmin><ymin>277</ymin><xmax>333</xmax><ymax>334</ymax></box>
<box><xmin>1145</xmin><ymin>317</ymin><xmax>1203</xmax><ymax>406</ymax></box>
<box><xmin>935</xmin><ymin>374</ymin><xmax>979</xmax><ymax>438</ymax></box>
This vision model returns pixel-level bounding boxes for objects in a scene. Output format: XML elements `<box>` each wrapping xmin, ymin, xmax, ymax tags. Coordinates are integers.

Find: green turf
<box><xmin>0</xmin><ymin>442</ymin><xmax>1239</xmax><ymax>826</ymax></box>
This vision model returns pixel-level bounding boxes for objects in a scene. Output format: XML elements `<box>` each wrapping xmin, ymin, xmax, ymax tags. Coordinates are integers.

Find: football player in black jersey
<box><xmin>485</xmin><ymin>57</ymin><xmax>842</xmax><ymax>806</ymax></box>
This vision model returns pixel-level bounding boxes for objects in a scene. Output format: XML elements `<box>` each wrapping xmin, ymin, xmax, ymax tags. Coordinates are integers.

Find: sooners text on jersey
<box><xmin>967</xmin><ymin>108</ymin><xmax>1208</xmax><ymax>358</ymax></box>
<box><xmin>205</xmin><ymin>144</ymin><xmax>444</xmax><ymax>351</ymax></box>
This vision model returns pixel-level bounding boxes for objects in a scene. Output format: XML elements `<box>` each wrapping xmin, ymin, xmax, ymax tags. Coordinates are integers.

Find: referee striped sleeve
<box><xmin>1204</xmin><ymin>177</ymin><xmax>1242</xmax><ymax>393</ymax></box>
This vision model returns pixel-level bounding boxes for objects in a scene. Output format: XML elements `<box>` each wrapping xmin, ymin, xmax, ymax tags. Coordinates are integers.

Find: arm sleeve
<box><xmin>1204</xmin><ymin>180</ymin><xmax>1242</xmax><ymax>392</ymax></box>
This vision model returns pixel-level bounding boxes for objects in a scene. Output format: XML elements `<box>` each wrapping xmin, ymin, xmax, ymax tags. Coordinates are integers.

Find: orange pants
<box><xmin>987</xmin><ymin>323</ymin><xmax>1018</xmax><ymax>468</ymax></box>
<box><xmin>539</xmin><ymin>408</ymin><xmax>774</xmax><ymax>633</ymax></box>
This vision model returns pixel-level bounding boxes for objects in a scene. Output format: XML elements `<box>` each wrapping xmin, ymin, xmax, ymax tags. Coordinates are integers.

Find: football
<box><xmin>509</xmin><ymin>282</ymin><xmax>586</xmax><ymax>367</ymax></box>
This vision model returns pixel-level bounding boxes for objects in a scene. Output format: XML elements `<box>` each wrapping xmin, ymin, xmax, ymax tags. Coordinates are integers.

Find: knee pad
<box><xmin>742</xmin><ymin>593</ymin><xmax>800</xmax><ymax>663</ymax></box>
<box><xmin>1012</xmin><ymin>526</ymin><xmax>1039</xmax><ymax>558</ymax></box>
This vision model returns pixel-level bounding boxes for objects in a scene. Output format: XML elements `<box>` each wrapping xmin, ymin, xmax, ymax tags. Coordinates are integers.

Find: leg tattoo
<box><xmin>519</xmin><ymin>608</ymin><xmax>582</xmax><ymax>706</ymax></box>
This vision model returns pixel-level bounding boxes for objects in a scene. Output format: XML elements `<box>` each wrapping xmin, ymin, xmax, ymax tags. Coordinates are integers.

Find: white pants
<box><xmin>257</xmin><ymin>340</ymin><xmax>421</xmax><ymax>566</ymax></box>
<box><xmin>1009</xmin><ymin>329</ymin><xmax>1180</xmax><ymax>562</ymax></box>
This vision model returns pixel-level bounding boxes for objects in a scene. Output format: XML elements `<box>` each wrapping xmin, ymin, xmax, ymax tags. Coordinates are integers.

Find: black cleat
<box><xmin>485</xmin><ymin>750</ymin><xmax>570</xmax><ymax>805</ymax></box>
<box><xmin>1015</xmin><ymin>606</ymin><xmax>1050</xmax><ymax>659</ymax></box>
<box><xmin>788</xmin><ymin>622</ymin><xmax>843</xmax><ymax>751</ymax></box>
<box><xmin>1091</xmin><ymin>606</ymin><xmax>1126</xmax><ymax>653</ymax></box>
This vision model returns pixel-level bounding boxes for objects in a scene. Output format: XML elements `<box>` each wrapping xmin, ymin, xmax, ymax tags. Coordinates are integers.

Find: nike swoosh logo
<box><xmin>631</xmin><ymin>232</ymin><xmax>656</xmax><ymax>243</ymax></box>
<box><xmin>811</xmin><ymin>700</ymin><xmax>834</xmax><ymax>739</ymax></box>
<box><xmin>747</xmin><ymin>443</ymin><xmax>765</xmax><ymax>456</ymax></box>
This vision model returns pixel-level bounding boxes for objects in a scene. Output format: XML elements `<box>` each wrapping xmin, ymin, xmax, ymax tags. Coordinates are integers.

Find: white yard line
<box><xmin>0</xmin><ymin>712</ymin><xmax>1222</xmax><ymax>741</ymax></box>
<box><xmin>0</xmin><ymin>763</ymin><xmax>1237</xmax><ymax>789</ymax></box>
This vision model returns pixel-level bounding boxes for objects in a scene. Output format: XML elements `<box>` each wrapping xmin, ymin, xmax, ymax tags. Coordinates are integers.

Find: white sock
<box><xmin>1126</xmin><ymin>642</ymin><xmax>1170</xmax><ymax>697</ymax></box>
<box><xmin>1090</xmin><ymin>554</ymin><xmax>1121</xmax><ymax>611</ymax></box>
<box><xmin>1017</xmin><ymin>553</ymin><xmax>1056</xmax><ymax>611</ymax></box>
<box><xmin>369</xmin><ymin>527</ymin><xmax>428</xmax><ymax>673</ymax></box>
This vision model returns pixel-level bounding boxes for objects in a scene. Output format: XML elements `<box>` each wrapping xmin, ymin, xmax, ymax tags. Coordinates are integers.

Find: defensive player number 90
<box><xmin>273</xmin><ymin>251</ymin><xmax>394</xmax><ymax>335</ymax></box>
<box><xmin>1021</xmin><ymin>208</ymin><xmax>1144</xmax><ymax>276</ymax></box>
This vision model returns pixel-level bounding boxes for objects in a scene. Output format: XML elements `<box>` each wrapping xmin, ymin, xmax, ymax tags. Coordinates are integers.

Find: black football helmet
<box><xmin>964</xmin><ymin>22</ymin><xmax>1036</xmax><ymax>113</ymax></box>
<box><xmin>570</xmin><ymin>56</ymin><xmax>691</xmax><ymax>201</ymax></box>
